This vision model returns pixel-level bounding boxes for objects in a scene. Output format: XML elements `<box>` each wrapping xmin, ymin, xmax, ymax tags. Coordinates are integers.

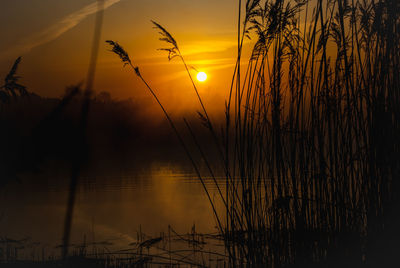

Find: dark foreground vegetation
<box><xmin>0</xmin><ymin>226</ymin><xmax>228</xmax><ymax>268</ymax></box>
<box><xmin>213</xmin><ymin>0</ymin><xmax>400</xmax><ymax>266</ymax></box>
<box><xmin>1</xmin><ymin>0</ymin><xmax>400</xmax><ymax>267</ymax></box>
<box><xmin>107</xmin><ymin>0</ymin><xmax>400</xmax><ymax>267</ymax></box>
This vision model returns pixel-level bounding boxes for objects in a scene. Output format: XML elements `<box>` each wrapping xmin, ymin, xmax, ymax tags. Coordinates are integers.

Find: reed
<box><xmin>108</xmin><ymin>0</ymin><xmax>400</xmax><ymax>266</ymax></box>
<box><xmin>62</xmin><ymin>0</ymin><xmax>105</xmax><ymax>259</ymax></box>
<box><xmin>220</xmin><ymin>0</ymin><xmax>400</xmax><ymax>266</ymax></box>
<box><xmin>0</xmin><ymin>57</ymin><xmax>27</xmax><ymax>104</ymax></box>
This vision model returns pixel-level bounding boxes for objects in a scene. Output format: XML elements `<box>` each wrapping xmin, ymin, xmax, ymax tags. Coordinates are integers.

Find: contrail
<box><xmin>0</xmin><ymin>0</ymin><xmax>122</xmax><ymax>60</ymax></box>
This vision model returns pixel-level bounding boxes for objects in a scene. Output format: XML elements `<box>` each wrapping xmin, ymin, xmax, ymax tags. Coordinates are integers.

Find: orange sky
<box><xmin>0</xmin><ymin>0</ymin><xmax>323</xmax><ymax>119</ymax></box>
<box><xmin>0</xmin><ymin>0</ymin><xmax>250</xmax><ymax>117</ymax></box>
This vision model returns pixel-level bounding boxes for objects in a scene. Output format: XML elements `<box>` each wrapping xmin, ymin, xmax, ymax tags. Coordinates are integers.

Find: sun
<box><xmin>196</xmin><ymin>72</ymin><xmax>207</xmax><ymax>82</ymax></box>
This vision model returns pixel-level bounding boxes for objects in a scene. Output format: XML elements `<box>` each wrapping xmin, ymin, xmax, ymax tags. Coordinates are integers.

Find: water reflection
<box><xmin>0</xmin><ymin>163</ymin><xmax>223</xmax><ymax>256</ymax></box>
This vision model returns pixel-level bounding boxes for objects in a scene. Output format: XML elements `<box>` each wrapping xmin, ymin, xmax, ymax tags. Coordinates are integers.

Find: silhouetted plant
<box><xmin>108</xmin><ymin>0</ymin><xmax>400</xmax><ymax>266</ymax></box>
<box><xmin>106</xmin><ymin>39</ymin><xmax>225</xmax><ymax>235</ymax></box>
<box><xmin>0</xmin><ymin>57</ymin><xmax>27</xmax><ymax>103</ymax></box>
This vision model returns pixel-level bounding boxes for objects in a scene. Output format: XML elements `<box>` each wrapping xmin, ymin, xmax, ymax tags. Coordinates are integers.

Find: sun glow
<box><xmin>196</xmin><ymin>72</ymin><xmax>207</xmax><ymax>82</ymax></box>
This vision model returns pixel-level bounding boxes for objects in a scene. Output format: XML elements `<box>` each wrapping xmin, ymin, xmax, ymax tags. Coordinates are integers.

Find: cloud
<box><xmin>0</xmin><ymin>0</ymin><xmax>122</xmax><ymax>60</ymax></box>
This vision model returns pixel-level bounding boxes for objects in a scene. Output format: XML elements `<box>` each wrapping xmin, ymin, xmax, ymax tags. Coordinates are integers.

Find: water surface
<box><xmin>0</xmin><ymin>163</ymin><xmax>223</xmax><ymax>257</ymax></box>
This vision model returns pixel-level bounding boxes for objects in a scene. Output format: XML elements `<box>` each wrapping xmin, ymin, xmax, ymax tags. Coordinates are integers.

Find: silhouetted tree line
<box><xmin>0</xmin><ymin>59</ymin><xmax>210</xmax><ymax>186</ymax></box>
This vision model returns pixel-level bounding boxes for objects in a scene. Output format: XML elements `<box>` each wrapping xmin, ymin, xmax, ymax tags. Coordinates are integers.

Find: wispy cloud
<box><xmin>0</xmin><ymin>0</ymin><xmax>122</xmax><ymax>60</ymax></box>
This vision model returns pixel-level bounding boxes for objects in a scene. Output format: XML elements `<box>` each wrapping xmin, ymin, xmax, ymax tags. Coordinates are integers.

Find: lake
<box><xmin>0</xmin><ymin>162</ymin><xmax>225</xmax><ymax>259</ymax></box>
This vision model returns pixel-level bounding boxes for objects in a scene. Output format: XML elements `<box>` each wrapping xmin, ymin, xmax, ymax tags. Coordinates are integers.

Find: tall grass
<box><xmin>222</xmin><ymin>0</ymin><xmax>400</xmax><ymax>266</ymax></box>
<box><xmin>108</xmin><ymin>0</ymin><xmax>400</xmax><ymax>266</ymax></box>
<box><xmin>62</xmin><ymin>0</ymin><xmax>105</xmax><ymax>259</ymax></box>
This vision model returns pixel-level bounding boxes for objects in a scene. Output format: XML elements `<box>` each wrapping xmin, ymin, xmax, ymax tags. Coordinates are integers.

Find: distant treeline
<box><xmin>0</xmin><ymin>89</ymin><xmax>217</xmax><ymax>185</ymax></box>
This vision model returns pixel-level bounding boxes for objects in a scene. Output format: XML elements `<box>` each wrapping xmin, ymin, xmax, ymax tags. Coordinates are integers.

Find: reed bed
<box><xmin>0</xmin><ymin>226</ymin><xmax>229</xmax><ymax>268</ymax></box>
<box><xmin>107</xmin><ymin>0</ymin><xmax>400</xmax><ymax>266</ymax></box>
<box><xmin>215</xmin><ymin>0</ymin><xmax>400</xmax><ymax>266</ymax></box>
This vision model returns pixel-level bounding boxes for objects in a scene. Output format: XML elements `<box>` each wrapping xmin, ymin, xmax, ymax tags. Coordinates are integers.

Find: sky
<box><xmin>0</xmin><ymin>0</ymin><xmax>244</xmax><ymax>116</ymax></box>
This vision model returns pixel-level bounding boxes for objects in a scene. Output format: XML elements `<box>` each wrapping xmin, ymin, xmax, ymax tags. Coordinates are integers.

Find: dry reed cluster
<box><xmin>108</xmin><ymin>0</ymin><xmax>400</xmax><ymax>266</ymax></box>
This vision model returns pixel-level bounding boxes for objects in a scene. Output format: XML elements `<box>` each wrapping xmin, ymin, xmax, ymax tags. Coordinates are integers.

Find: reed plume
<box><xmin>0</xmin><ymin>57</ymin><xmax>27</xmax><ymax>102</ymax></box>
<box><xmin>108</xmin><ymin>0</ymin><xmax>400</xmax><ymax>266</ymax></box>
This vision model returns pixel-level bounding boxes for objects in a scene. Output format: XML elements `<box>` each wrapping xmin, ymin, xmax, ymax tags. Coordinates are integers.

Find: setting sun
<box><xmin>196</xmin><ymin>71</ymin><xmax>207</xmax><ymax>82</ymax></box>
